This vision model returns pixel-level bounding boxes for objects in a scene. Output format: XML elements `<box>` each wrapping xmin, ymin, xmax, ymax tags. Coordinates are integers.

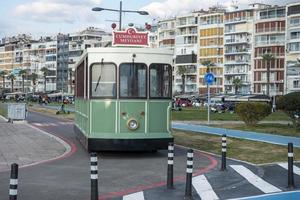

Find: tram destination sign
<box><xmin>113</xmin><ymin>27</ymin><xmax>149</xmax><ymax>47</ymax></box>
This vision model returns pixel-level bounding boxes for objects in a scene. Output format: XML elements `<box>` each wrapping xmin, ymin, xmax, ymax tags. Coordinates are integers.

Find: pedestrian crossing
<box><xmin>31</xmin><ymin>122</ymin><xmax>73</xmax><ymax>127</ymax></box>
<box><xmin>120</xmin><ymin>164</ymin><xmax>298</xmax><ymax>200</ymax></box>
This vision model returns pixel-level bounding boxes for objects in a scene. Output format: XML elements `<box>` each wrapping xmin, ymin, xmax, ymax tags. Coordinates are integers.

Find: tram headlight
<box><xmin>127</xmin><ymin>118</ymin><xmax>139</xmax><ymax>130</ymax></box>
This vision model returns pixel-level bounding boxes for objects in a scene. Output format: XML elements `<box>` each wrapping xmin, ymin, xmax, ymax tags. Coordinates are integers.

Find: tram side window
<box><xmin>150</xmin><ymin>64</ymin><xmax>172</xmax><ymax>98</ymax></box>
<box><xmin>120</xmin><ymin>63</ymin><xmax>147</xmax><ymax>98</ymax></box>
<box><xmin>76</xmin><ymin>62</ymin><xmax>84</xmax><ymax>98</ymax></box>
<box><xmin>91</xmin><ymin>63</ymin><xmax>116</xmax><ymax>98</ymax></box>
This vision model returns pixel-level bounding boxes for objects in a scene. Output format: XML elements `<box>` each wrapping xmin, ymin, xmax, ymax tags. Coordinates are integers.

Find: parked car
<box><xmin>176</xmin><ymin>98</ymin><xmax>192</xmax><ymax>107</ymax></box>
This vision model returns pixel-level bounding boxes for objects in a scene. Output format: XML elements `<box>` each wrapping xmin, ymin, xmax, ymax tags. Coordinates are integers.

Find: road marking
<box><xmin>230</xmin><ymin>165</ymin><xmax>281</xmax><ymax>193</ymax></box>
<box><xmin>278</xmin><ymin>163</ymin><xmax>300</xmax><ymax>175</ymax></box>
<box><xmin>192</xmin><ymin>175</ymin><xmax>219</xmax><ymax>200</ymax></box>
<box><xmin>123</xmin><ymin>191</ymin><xmax>144</xmax><ymax>200</ymax></box>
<box><xmin>32</xmin><ymin>123</ymin><xmax>43</xmax><ymax>126</ymax></box>
<box><xmin>48</xmin><ymin>123</ymin><xmax>58</xmax><ymax>126</ymax></box>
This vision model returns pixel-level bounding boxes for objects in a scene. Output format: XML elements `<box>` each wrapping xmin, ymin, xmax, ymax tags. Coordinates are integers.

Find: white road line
<box><xmin>32</xmin><ymin>123</ymin><xmax>43</xmax><ymax>126</ymax></box>
<box><xmin>278</xmin><ymin>163</ymin><xmax>300</xmax><ymax>176</ymax></box>
<box><xmin>48</xmin><ymin>123</ymin><xmax>57</xmax><ymax>126</ymax></box>
<box><xmin>123</xmin><ymin>191</ymin><xmax>144</xmax><ymax>200</ymax></box>
<box><xmin>230</xmin><ymin>165</ymin><xmax>281</xmax><ymax>193</ymax></box>
<box><xmin>192</xmin><ymin>175</ymin><xmax>219</xmax><ymax>200</ymax></box>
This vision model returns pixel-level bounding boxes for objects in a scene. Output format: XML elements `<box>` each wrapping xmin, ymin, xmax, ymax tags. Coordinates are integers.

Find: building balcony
<box><xmin>224</xmin><ymin>60</ymin><xmax>250</xmax><ymax>65</ymax></box>
<box><xmin>255</xmin><ymin>53</ymin><xmax>285</xmax><ymax>58</ymax></box>
<box><xmin>224</xmin><ymin>49</ymin><xmax>251</xmax><ymax>55</ymax></box>
<box><xmin>224</xmin><ymin>71</ymin><xmax>248</xmax><ymax>75</ymax></box>
<box><xmin>255</xmin><ymin>27</ymin><xmax>285</xmax><ymax>34</ymax></box>
<box><xmin>255</xmin><ymin>41</ymin><xmax>285</xmax><ymax>46</ymax></box>
<box><xmin>225</xmin><ymin>38</ymin><xmax>249</xmax><ymax>44</ymax></box>
<box><xmin>224</xmin><ymin>17</ymin><xmax>250</xmax><ymax>24</ymax></box>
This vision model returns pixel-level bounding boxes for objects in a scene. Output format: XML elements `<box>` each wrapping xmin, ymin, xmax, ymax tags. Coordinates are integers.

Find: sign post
<box><xmin>204</xmin><ymin>73</ymin><xmax>215</xmax><ymax>125</ymax></box>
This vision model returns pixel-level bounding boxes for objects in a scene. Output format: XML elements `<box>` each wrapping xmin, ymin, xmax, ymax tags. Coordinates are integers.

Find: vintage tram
<box><xmin>74</xmin><ymin>47</ymin><xmax>173</xmax><ymax>151</ymax></box>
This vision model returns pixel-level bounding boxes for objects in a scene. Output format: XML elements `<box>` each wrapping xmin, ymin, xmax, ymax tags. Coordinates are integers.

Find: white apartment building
<box><xmin>285</xmin><ymin>2</ymin><xmax>300</xmax><ymax>93</ymax></box>
<box><xmin>224</xmin><ymin>8</ymin><xmax>254</xmax><ymax>94</ymax></box>
<box><xmin>157</xmin><ymin>18</ymin><xmax>176</xmax><ymax>49</ymax></box>
<box><xmin>173</xmin><ymin>13</ymin><xmax>199</xmax><ymax>94</ymax></box>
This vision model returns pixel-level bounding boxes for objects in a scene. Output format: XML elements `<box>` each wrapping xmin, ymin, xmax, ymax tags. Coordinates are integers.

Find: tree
<box><xmin>201</xmin><ymin>60</ymin><xmax>215</xmax><ymax>73</ymax></box>
<box><xmin>277</xmin><ymin>92</ymin><xmax>300</xmax><ymax>127</ymax></box>
<box><xmin>68</xmin><ymin>68</ymin><xmax>73</xmax><ymax>94</ymax></box>
<box><xmin>0</xmin><ymin>70</ymin><xmax>7</xmax><ymax>92</ymax></box>
<box><xmin>262</xmin><ymin>54</ymin><xmax>275</xmax><ymax>96</ymax></box>
<box><xmin>236</xmin><ymin>102</ymin><xmax>271</xmax><ymax>126</ymax></box>
<box><xmin>232</xmin><ymin>78</ymin><xmax>242</xmax><ymax>94</ymax></box>
<box><xmin>176</xmin><ymin>66</ymin><xmax>187</xmax><ymax>94</ymax></box>
<box><xmin>7</xmin><ymin>74</ymin><xmax>16</xmax><ymax>93</ymax></box>
<box><xmin>40</xmin><ymin>67</ymin><xmax>49</xmax><ymax>93</ymax></box>
<box><xmin>29</xmin><ymin>73</ymin><xmax>38</xmax><ymax>94</ymax></box>
<box><xmin>18</xmin><ymin>69</ymin><xmax>28</xmax><ymax>93</ymax></box>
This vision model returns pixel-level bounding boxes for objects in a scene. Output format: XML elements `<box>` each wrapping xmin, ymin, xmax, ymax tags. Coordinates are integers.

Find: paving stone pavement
<box><xmin>0</xmin><ymin>118</ymin><xmax>66</xmax><ymax>172</ymax></box>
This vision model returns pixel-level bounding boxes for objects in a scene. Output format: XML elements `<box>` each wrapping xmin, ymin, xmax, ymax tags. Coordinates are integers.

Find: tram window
<box><xmin>91</xmin><ymin>63</ymin><xmax>116</xmax><ymax>98</ymax></box>
<box><xmin>76</xmin><ymin>62</ymin><xmax>84</xmax><ymax>98</ymax></box>
<box><xmin>149</xmin><ymin>64</ymin><xmax>172</xmax><ymax>98</ymax></box>
<box><xmin>119</xmin><ymin>63</ymin><xmax>147</xmax><ymax>98</ymax></box>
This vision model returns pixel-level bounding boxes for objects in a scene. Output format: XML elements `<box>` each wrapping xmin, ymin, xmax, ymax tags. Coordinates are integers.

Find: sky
<box><xmin>0</xmin><ymin>0</ymin><xmax>298</xmax><ymax>39</ymax></box>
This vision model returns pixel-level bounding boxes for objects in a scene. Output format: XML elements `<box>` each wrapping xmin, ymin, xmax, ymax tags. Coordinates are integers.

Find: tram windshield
<box><xmin>91</xmin><ymin>63</ymin><xmax>116</xmax><ymax>98</ymax></box>
<box><xmin>149</xmin><ymin>64</ymin><xmax>172</xmax><ymax>98</ymax></box>
<box><xmin>120</xmin><ymin>63</ymin><xmax>147</xmax><ymax>98</ymax></box>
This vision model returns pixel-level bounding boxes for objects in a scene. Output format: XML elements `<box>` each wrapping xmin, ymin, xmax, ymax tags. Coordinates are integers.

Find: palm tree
<box><xmin>0</xmin><ymin>70</ymin><xmax>7</xmax><ymax>91</ymax></box>
<box><xmin>201</xmin><ymin>60</ymin><xmax>215</xmax><ymax>73</ymax></box>
<box><xmin>176</xmin><ymin>66</ymin><xmax>187</xmax><ymax>94</ymax></box>
<box><xmin>68</xmin><ymin>68</ymin><xmax>73</xmax><ymax>94</ymax></box>
<box><xmin>40</xmin><ymin>67</ymin><xmax>49</xmax><ymax>93</ymax></box>
<box><xmin>30</xmin><ymin>73</ymin><xmax>38</xmax><ymax>94</ymax></box>
<box><xmin>7</xmin><ymin>74</ymin><xmax>16</xmax><ymax>93</ymax></box>
<box><xmin>262</xmin><ymin>54</ymin><xmax>275</xmax><ymax>96</ymax></box>
<box><xmin>18</xmin><ymin>69</ymin><xmax>28</xmax><ymax>93</ymax></box>
<box><xmin>232</xmin><ymin>78</ymin><xmax>242</xmax><ymax>94</ymax></box>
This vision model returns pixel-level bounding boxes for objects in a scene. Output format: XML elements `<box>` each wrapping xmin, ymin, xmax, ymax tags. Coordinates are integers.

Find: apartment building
<box><xmin>224</xmin><ymin>9</ymin><xmax>254</xmax><ymax>94</ymax></box>
<box><xmin>68</xmin><ymin>27</ymin><xmax>112</xmax><ymax>93</ymax></box>
<box><xmin>56</xmin><ymin>33</ymin><xmax>69</xmax><ymax>93</ymax></box>
<box><xmin>285</xmin><ymin>2</ymin><xmax>300</xmax><ymax>93</ymax></box>
<box><xmin>173</xmin><ymin>13</ymin><xmax>199</xmax><ymax>94</ymax></box>
<box><xmin>198</xmin><ymin>11</ymin><xmax>224</xmax><ymax>94</ymax></box>
<box><xmin>157</xmin><ymin>18</ymin><xmax>176</xmax><ymax>49</ymax></box>
<box><xmin>253</xmin><ymin>6</ymin><xmax>286</xmax><ymax>95</ymax></box>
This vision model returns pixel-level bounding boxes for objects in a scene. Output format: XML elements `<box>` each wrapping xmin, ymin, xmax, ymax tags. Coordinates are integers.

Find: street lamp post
<box><xmin>92</xmin><ymin>0</ymin><xmax>149</xmax><ymax>31</ymax></box>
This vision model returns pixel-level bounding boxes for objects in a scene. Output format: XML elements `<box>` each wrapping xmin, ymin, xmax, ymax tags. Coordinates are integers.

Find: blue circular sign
<box><xmin>205</xmin><ymin>73</ymin><xmax>215</xmax><ymax>85</ymax></box>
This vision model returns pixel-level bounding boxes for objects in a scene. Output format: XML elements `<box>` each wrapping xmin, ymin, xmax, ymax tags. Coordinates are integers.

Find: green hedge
<box><xmin>236</xmin><ymin>102</ymin><xmax>271</xmax><ymax>126</ymax></box>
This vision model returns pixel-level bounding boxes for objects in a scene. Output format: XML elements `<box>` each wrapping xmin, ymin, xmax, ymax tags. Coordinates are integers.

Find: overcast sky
<box><xmin>0</xmin><ymin>0</ymin><xmax>298</xmax><ymax>38</ymax></box>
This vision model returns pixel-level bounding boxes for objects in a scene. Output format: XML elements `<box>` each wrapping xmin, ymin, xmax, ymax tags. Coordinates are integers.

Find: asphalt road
<box><xmin>0</xmin><ymin>111</ymin><xmax>217</xmax><ymax>200</ymax></box>
<box><xmin>0</xmin><ymin>112</ymin><xmax>299</xmax><ymax>200</ymax></box>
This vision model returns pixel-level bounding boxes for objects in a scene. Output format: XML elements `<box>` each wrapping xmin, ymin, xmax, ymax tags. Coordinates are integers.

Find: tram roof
<box><xmin>75</xmin><ymin>47</ymin><xmax>174</xmax><ymax>69</ymax></box>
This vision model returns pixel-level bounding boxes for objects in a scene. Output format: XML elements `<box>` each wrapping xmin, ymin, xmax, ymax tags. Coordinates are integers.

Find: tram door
<box><xmin>119</xmin><ymin>63</ymin><xmax>146</xmax><ymax>134</ymax></box>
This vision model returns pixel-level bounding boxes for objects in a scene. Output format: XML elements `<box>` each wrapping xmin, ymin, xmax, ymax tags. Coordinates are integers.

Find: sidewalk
<box><xmin>172</xmin><ymin>121</ymin><xmax>300</xmax><ymax>148</ymax></box>
<box><xmin>0</xmin><ymin>117</ymin><xmax>67</xmax><ymax>172</ymax></box>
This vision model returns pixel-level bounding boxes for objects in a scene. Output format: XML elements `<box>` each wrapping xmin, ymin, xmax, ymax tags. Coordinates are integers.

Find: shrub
<box><xmin>277</xmin><ymin>92</ymin><xmax>300</xmax><ymax>127</ymax></box>
<box><xmin>236</xmin><ymin>102</ymin><xmax>271</xmax><ymax>126</ymax></box>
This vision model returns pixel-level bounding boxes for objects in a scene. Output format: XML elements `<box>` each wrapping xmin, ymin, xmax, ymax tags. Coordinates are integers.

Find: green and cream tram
<box><xmin>74</xmin><ymin>47</ymin><xmax>173</xmax><ymax>151</ymax></box>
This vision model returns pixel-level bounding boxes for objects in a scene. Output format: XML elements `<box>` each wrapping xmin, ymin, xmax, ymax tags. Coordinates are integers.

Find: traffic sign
<box><xmin>205</xmin><ymin>73</ymin><xmax>215</xmax><ymax>85</ymax></box>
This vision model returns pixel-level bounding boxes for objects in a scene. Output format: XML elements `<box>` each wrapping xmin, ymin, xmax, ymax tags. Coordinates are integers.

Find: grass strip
<box><xmin>173</xmin><ymin>129</ymin><xmax>300</xmax><ymax>165</ymax></box>
<box><xmin>28</xmin><ymin>107</ymin><xmax>74</xmax><ymax>121</ymax></box>
<box><xmin>172</xmin><ymin>108</ymin><xmax>290</xmax><ymax>121</ymax></box>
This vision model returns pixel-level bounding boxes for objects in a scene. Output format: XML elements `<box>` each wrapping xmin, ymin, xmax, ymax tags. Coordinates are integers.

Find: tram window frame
<box><xmin>75</xmin><ymin>61</ymin><xmax>85</xmax><ymax>98</ymax></box>
<box><xmin>89</xmin><ymin>62</ymin><xmax>117</xmax><ymax>99</ymax></box>
<box><xmin>119</xmin><ymin>62</ymin><xmax>148</xmax><ymax>99</ymax></box>
<box><xmin>149</xmin><ymin>63</ymin><xmax>172</xmax><ymax>99</ymax></box>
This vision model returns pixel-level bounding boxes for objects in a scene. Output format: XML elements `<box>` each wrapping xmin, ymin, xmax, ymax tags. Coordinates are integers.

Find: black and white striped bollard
<box><xmin>9</xmin><ymin>163</ymin><xmax>18</xmax><ymax>200</ymax></box>
<box><xmin>167</xmin><ymin>142</ymin><xmax>174</xmax><ymax>189</ymax></box>
<box><xmin>288</xmin><ymin>143</ymin><xmax>294</xmax><ymax>188</ymax></box>
<box><xmin>221</xmin><ymin>134</ymin><xmax>227</xmax><ymax>171</ymax></box>
<box><xmin>90</xmin><ymin>153</ymin><xmax>98</xmax><ymax>200</ymax></box>
<box><xmin>184</xmin><ymin>149</ymin><xmax>193</xmax><ymax>200</ymax></box>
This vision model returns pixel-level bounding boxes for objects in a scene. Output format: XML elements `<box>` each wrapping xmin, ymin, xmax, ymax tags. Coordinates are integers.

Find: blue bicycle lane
<box><xmin>172</xmin><ymin>122</ymin><xmax>300</xmax><ymax>148</ymax></box>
